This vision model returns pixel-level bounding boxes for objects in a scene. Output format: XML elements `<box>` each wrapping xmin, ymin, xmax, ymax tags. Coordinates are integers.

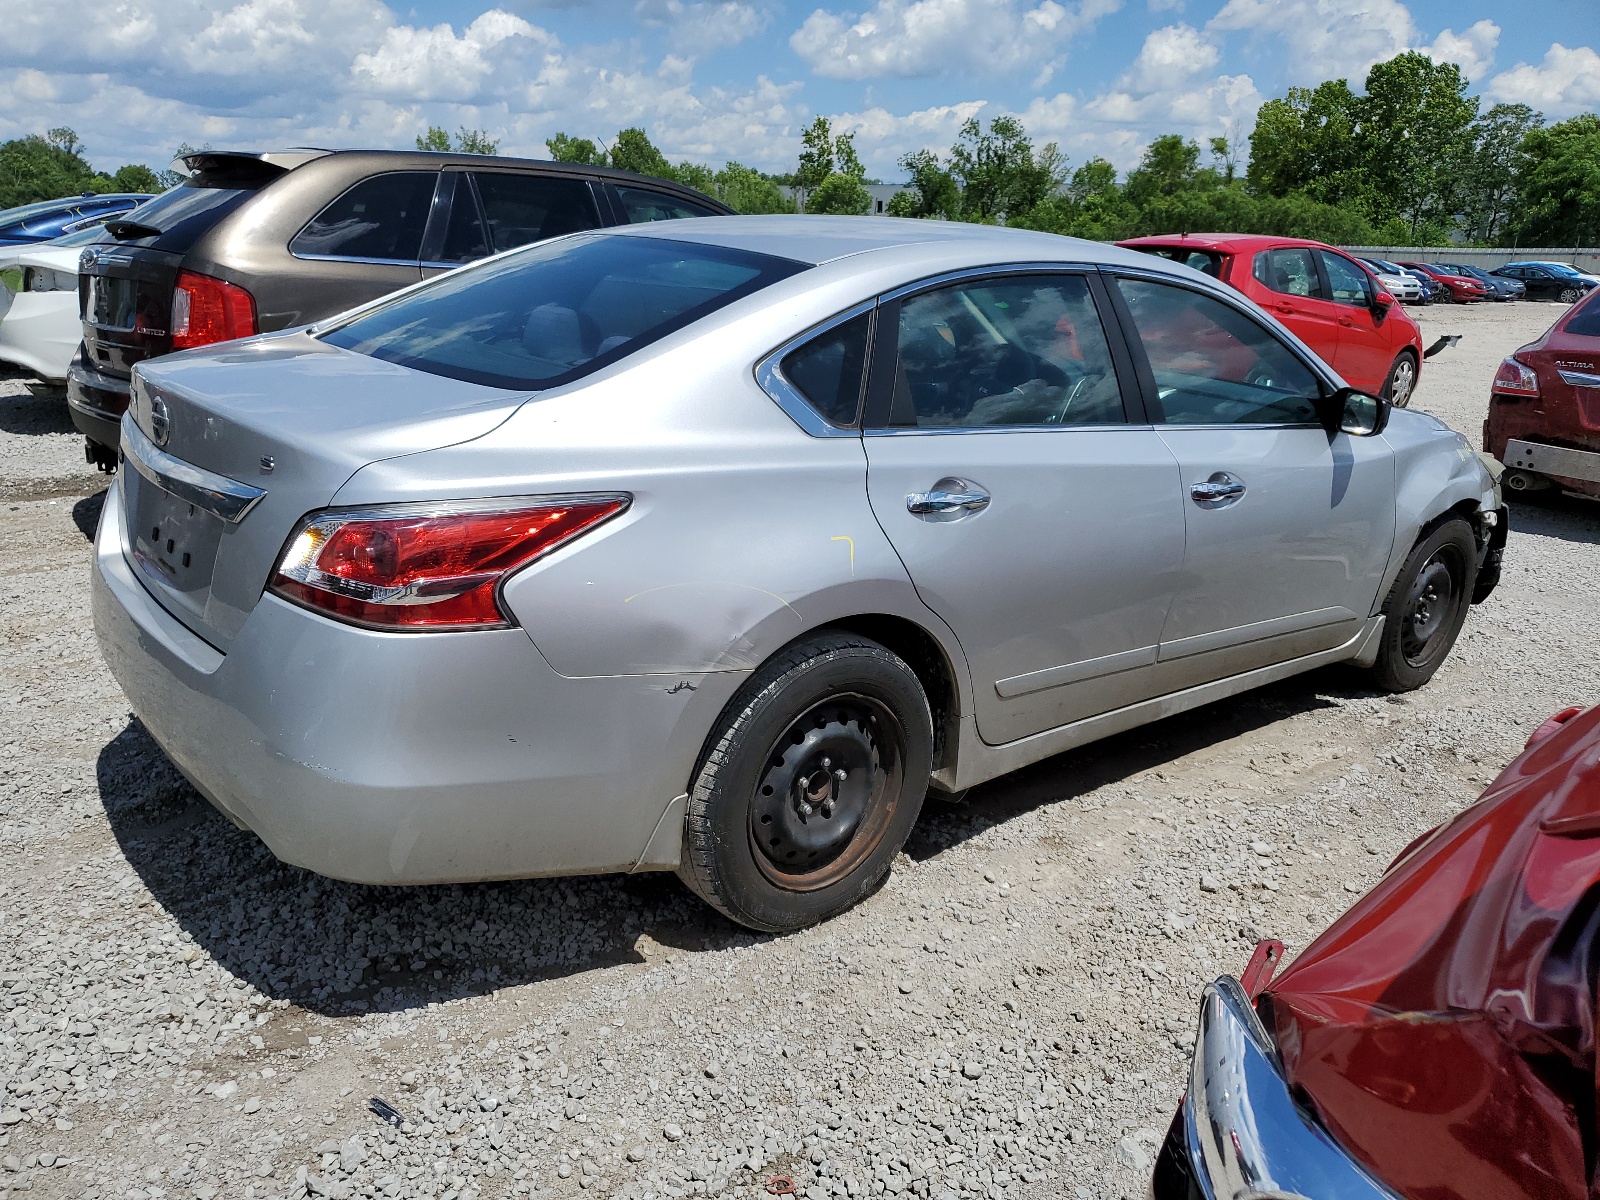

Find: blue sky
<box><xmin>3</xmin><ymin>0</ymin><xmax>1596</xmax><ymax>180</ymax></box>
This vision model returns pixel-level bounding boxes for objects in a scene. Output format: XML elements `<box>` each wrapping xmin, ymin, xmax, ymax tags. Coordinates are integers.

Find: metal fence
<box><xmin>1341</xmin><ymin>247</ymin><xmax>1600</xmax><ymax>273</ymax></box>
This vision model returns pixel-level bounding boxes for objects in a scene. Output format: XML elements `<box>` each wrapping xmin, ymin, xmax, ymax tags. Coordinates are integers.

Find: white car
<box><xmin>1360</xmin><ymin>258</ymin><xmax>1424</xmax><ymax>303</ymax></box>
<box><xmin>0</xmin><ymin>224</ymin><xmax>105</xmax><ymax>382</ymax></box>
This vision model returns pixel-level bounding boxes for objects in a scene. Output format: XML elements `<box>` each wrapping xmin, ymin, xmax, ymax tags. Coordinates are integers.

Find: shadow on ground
<box><xmin>96</xmin><ymin>663</ymin><xmax>1366</xmax><ymax>1018</ymax></box>
<box><xmin>0</xmin><ymin>384</ymin><xmax>76</xmax><ymax>436</ymax></box>
<box><xmin>72</xmin><ymin>488</ymin><xmax>107</xmax><ymax>540</ymax></box>
<box><xmin>1510</xmin><ymin>491</ymin><xmax>1600</xmax><ymax>546</ymax></box>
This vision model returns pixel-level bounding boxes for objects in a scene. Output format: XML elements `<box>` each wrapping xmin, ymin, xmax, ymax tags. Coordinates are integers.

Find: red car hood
<box><xmin>1263</xmin><ymin>704</ymin><xmax>1600</xmax><ymax>1200</ymax></box>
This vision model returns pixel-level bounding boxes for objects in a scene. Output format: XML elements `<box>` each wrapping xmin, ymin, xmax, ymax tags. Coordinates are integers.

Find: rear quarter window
<box><xmin>1563</xmin><ymin>294</ymin><xmax>1600</xmax><ymax>338</ymax></box>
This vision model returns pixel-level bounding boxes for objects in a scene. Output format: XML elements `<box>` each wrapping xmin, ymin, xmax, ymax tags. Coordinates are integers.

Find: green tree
<box><xmin>670</xmin><ymin>160</ymin><xmax>717</xmax><ymax>195</ymax></box>
<box><xmin>108</xmin><ymin>164</ymin><xmax>162</xmax><ymax>194</ymax></box>
<box><xmin>1460</xmin><ymin>103</ymin><xmax>1542</xmax><ymax>242</ymax></box>
<box><xmin>415</xmin><ymin>126</ymin><xmax>499</xmax><ymax>155</ymax></box>
<box><xmin>1358</xmin><ymin>51</ymin><xmax>1477</xmax><ymax>239</ymax></box>
<box><xmin>795</xmin><ymin>117</ymin><xmax>837</xmax><ymax>191</ymax></box>
<box><xmin>1246</xmin><ymin>80</ymin><xmax>1366</xmax><ymax>208</ymax></box>
<box><xmin>545</xmin><ymin>133</ymin><xmax>605</xmax><ymax>165</ymax></box>
<box><xmin>1123</xmin><ymin>134</ymin><xmax>1209</xmax><ymax>206</ymax></box>
<box><xmin>946</xmin><ymin>116</ymin><xmax>1063</xmax><ymax>223</ymax></box>
<box><xmin>713</xmin><ymin>162</ymin><xmax>795</xmax><ymax>214</ymax></box>
<box><xmin>791</xmin><ymin>118</ymin><xmax>870</xmax><ymax>214</ymax></box>
<box><xmin>1515</xmin><ymin>113</ymin><xmax>1600</xmax><ymax>246</ymax></box>
<box><xmin>0</xmin><ymin>133</ymin><xmax>94</xmax><ymax>208</ymax></box>
<box><xmin>608</xmin><ymin>127</ymin><xmax>673</xmax><ymax>179</ymax></box>
<box><xmin>887</xmin><ymin>148</ymin><xmax>959</xmax><ymax>219</ymax></box>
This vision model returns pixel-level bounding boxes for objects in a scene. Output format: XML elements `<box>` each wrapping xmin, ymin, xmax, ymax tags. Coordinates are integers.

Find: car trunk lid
<box><xmin>122</xmin><ymin>333</ymin><xmax>527</xmax><ymax>651</ymax></box>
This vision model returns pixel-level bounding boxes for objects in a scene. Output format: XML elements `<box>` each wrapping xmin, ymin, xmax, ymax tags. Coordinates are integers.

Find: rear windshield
<box><xmin>1129</xmin><ymin>246</ymin><xmax>1225</xmax><ymax>278</ymax></box>
<box><xmin>1564</xmin><ymin>293</ymin><xmax>1600</xmax><ymax>338</ymax></box>
<box><xmin>104</xmin><ymin>162</ymin><xmax>284</xmax><ymax>252</ymax></box>
<box><xmin>321</xmin><ymin>233</ymin><xmax>808</xmax><ymax>390</ymax></box>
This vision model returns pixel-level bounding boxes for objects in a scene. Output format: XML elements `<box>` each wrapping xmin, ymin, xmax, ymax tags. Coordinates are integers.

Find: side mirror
<box><xmin>1318</xmin><ymin>386</ymin><xmax>1390</xmax><ymax>437</ymax></box>
<box><xmin>1372</xmin><ymin>290</ymin><xmax>1395</xmax><ymax>310</ymax></box>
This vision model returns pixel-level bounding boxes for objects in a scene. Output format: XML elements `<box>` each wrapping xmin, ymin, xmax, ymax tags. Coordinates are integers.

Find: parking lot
<box><xmin>1</xmin><ymin>299</ymin><xmax>1597</xmax><ymax>1200</ymax></box>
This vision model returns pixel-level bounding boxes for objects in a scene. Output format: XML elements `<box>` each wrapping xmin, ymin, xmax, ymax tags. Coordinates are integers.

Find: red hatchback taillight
<box><xmin>269</xmin><ymin>497</ymin><xmax>630</xmax><ymax>630</ymax></box>
<box><xmin>1492</xmin><ymin>356</ymin><xmax>1540</xmax><ymax>398</ymax></box>
<box><xmin>171</xmin><ymin>270</ymin><xmax>257</xmax><ymax>351</ymax></box>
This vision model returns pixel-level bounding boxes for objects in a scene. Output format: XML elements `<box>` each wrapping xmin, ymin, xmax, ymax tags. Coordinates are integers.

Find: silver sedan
<box><xmin>92</xmin><ymin>217</ymin><xmax>1504</xmax><ymax>932</ymax></box>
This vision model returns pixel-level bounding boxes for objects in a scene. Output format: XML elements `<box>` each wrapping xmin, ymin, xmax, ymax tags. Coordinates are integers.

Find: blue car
<box><xmin>0</xmin><ymin>193</ymin><xmax>153</xmax><ymax>247</ymax></box>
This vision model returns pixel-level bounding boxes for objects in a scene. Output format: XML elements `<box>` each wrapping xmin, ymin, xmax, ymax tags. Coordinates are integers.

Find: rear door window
<box><xmin>616</xmin><ymin>187</ymin><xmax>722</xmax><ymax>222</ymax></box>
<box><xmin>289</xmin><ymin>171</ymin><xmax>437</xmax><ymax>262</ymax></box>
<box><xmin>1115</xmin><ymin>277</ymin><xmax>1323</xmax><ymax>426</ymax></box>
<box><xmin>779</xmin><ymin>313</ymin><xmax>870</xmax><ymax>428</ymax></box>
<box><xmin>1253</xmin><ymin>248</ymin><xmax>1326</xmax><ymax>299</ymax></box>
<box><xmin>321</xmin><ymin>233</ymin><xmax>806</xmax><ymax>389</ymax></box>
<box><xmin>1318</xmin><ymin>251</ymin><xmax>1371</xmax><ymax>306</ymax></box>
<box><xmin>471</xmin><ymin>173</ymin><xmax>601</xmax><ymax>252</ymax></box>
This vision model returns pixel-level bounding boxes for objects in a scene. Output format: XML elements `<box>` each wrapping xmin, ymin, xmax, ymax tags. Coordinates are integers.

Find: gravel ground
<box><xmin>2</xmin><ymin>301</ymin><xmax>1598</xmax><ymax>1200</ymax></box>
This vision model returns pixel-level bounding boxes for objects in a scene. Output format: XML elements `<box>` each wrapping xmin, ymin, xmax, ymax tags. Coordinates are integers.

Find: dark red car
<box><xmin>1397</xmin><ymin>262</ymin><xmax>1490</xmax><ymax>304</ymax></box>
<box><xmin>1120</xmin><ymin>234</ymin><xmax>1427</xmax><ymax>405</ymax></box>
<box><xmin>1485</xmin><ymin>287</ymin><xmax>1600</xmax><ymax>500</ymax></box>
<box><xmin>1153</xmin><ymin>702</ymin><xmax>1600</xmax><ymax>1200</ymax></box>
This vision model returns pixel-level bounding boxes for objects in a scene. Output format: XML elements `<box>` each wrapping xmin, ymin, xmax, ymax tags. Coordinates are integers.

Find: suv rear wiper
<box><xmin>105</xmin><ymin>219</ymin><xmax>162</xmax><ymax>239</ymax></box>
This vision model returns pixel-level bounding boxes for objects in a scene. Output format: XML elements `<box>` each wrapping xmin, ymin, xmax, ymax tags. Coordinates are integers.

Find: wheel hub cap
<box><xmin>1402</xmin><ymin>558</ymin><xmax>1455</xmax><ymax>662</ymax></box>
<box><xmin>755</xmin><ymin>707</ymin><xmax>879</xmax><ymax>871</ymax></box>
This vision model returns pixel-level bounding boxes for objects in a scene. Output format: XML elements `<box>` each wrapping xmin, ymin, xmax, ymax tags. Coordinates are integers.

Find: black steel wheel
<box><xmin>680</xmin><ymin>631</ymin><xmax>933</xmax><ymax>932</ymax></box>
<box><xmin>1368</xmin><ymin>518</ymin><xmax>1477</xmax><ymax>692</ymax></box>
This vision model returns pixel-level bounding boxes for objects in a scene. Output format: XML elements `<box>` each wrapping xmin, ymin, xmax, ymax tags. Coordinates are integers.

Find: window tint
<box><xmin>1115</xmin><ymin>278</ymin><xmax>1322</xmax><ymax>426</ymax></box>
<box><xmin>1564</xmin><ymin>294</ymin><xmax>1600</xmax><ymax>338</ymax></box>
<box><xmin>437</xmin><ymin>175</ymin><xmax>490</xmax><ymax>264</ymax></box>
<box><xmin>1319</xmin><ymin>251</ymin><xmax>1371</xmax><ymax>306</ymax></box>
<box><xmin>290</xmin><ymin>172</ymin><xmax>436</xmax><ymax>262</ymax></box>
<box><xmin>1253</xmin><ymin>248</ymin><xmax>1325</xmax><ymax>299</ymax></box>
<box><xmin>1131</xmin><ymin>246</ymin><xmax>1225</xmax><ymax>278</ymax></box>
<box><xmin>472</xmin><ymin>173</ymin><xmax>600</xmax><ymax>252</ymax></box>
<box><xmin>889</xmin><ymin>275</ymin><xmax>1124</xmax><ymax>428</ymax></box>
<box><xmin>781</xmin><ymin>313</ymin><xmax>870</xmax><ymax>427</ymax></box>
<box><xmin>617</xmin><ymin>187</ymin><xmax>721</xmax><ymax>222</ymax></box>
<box><xmin>97</xmin><ymin>182</ymin><xmax>255</xmax><ymax>253</ymax></box>
<box><xmin>321</xmin><ymin>234</ymin><xmax>806</xmax><ymax>390</ymax></box>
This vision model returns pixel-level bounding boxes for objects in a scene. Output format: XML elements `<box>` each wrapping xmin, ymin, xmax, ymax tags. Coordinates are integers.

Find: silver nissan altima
<box><xmin>92</xmin><ymin>216</ymin><xmax>1505</xmax><ymax>932</ymax></box>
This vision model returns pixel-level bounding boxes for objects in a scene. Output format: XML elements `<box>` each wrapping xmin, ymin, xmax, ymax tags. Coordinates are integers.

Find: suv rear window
<box><xmin>321</xmin><ymin>233</ymin><xmax>807</xmax><ymax>389</ymax></box>
<box><xmin>102</xmin><ymin>158</ymin><xmax>288</xmax><ymax>253</ymax></box>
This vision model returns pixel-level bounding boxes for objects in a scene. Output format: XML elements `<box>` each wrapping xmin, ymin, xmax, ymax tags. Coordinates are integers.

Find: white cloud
<box><xmin>1123</xmin><ymin>22</ymin><xmax>1217</xmax><ymax>92</ymax></box>
<box><xmin>789</xmin><ymin>0</ymin><xmax>1119</xmax><ymax>80</ymax></box>
<box><xmin>351</xmin><ymin>11</ymin><xmax>552</xmax><ymax>101</ymax></box>
<box><xmin>635</xmin><ymin>0</ymin><xmax>771</xmax><ymax>51</ymax></box>
<box><xmin>1487</xmin><ymin>43</ymin><xmax>1600</xmax><ymax>116</ymax></box>
<box><xmin>1207</xmin><ymin>0</ymin><xmax>1498</xmax><ymax>84</ymax></box>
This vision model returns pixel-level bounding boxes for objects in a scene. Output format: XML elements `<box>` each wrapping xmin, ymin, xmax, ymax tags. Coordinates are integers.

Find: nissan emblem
<box><xmin>149</xmin><ymin>394</ymin><xmax>171</xmax><ymax>447</ymax></box>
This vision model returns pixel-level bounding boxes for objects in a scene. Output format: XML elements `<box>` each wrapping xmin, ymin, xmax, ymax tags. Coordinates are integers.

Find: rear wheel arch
<box><xmin>827</xmin><ymin>614</ymin><xmax>963</xmax><ymax>783</ymax></box>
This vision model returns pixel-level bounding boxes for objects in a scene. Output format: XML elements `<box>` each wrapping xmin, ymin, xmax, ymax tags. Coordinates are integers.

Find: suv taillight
<box><xmin>171</xmin><ymin>270</ymin><xmax>257</xmax><ymax>350</ymax></box>
<box><xmin>1492</xmin><ymin>356</ymin><xmax>1540</xmax><ymax>398</ymax></box>
<box><xmin>269</xmin><ymin>497</ymin><xmax>630</xmax><ymax>630</ymax></box>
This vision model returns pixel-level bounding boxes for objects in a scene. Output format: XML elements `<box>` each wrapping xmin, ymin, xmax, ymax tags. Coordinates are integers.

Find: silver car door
<box><xmin>862</xmin><ymin>270</ymin><xmax>1186</xmax><ymax>745</ymax></box>
<box><xmin>1108</xmin><ymin>274</ymin><xmax>1396</xmax><ymax>690</ymax></box>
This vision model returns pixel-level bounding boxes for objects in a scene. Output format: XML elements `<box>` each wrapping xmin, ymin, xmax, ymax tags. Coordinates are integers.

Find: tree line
<box><xmin>8</xmin><ymin>50</ymin><xmax>1596</xmax><ymax>247</ymax></box>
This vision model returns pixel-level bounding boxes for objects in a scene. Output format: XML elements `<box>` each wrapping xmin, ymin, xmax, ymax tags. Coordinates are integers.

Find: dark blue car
<box><xmin>0</xmin><ymin>193</ymin><xmax>153</xmax><ymax>247</ymax></box>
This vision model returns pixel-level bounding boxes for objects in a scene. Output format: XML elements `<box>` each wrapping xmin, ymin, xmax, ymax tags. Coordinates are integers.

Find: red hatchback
<box><xmin>1485</xmin><ymin>287</ymin><xmax>1600</xmax><ymax>499</ymax></box>
<box><xmin>1119</xmin><ymin>234</ymin><xmax>1427</xmax><ymax>406</ymax></box>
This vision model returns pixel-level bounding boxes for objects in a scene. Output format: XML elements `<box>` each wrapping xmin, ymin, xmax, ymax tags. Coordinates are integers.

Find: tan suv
<box><xmin>69</xmin><ymin>148</ymin><xmax>730</xmax><ymax>469</ymax></box>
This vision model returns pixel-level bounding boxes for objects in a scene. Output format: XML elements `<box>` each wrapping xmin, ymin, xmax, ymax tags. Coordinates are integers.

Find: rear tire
<box><xmin>679</xmin><ymin>631</ymin><xmax>934</xmax><ymax>933</ymax></box>
<box><xmin>1367</xmin><ymin>519</ymin><xmax>1477</xmax><ymax>692</ymax></box>
<box><xmin>1381</xmin><ymin>351</ymin><xmax>1418</xmax><ymax>408</ymax></box>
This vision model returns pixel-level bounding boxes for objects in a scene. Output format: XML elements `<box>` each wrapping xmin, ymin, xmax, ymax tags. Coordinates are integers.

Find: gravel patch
<box><xmin>1</xmin><ymin>301</ymin><xmax>1597</xmax><ymax>1200</ymax></box>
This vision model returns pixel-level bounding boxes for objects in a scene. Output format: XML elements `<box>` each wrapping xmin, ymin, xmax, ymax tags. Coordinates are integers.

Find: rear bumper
<box><xmin>91</xmin><ymin>472</ymin><xmax>739</xmax><ymax>885</ymax></box>
<box><xmin>66</xmin><ymin>351</ymin><xmax>130</xmax><ymax>447</ymax></box>
<box><xmin>1151</xmin><ymin>977</ymin><xmax>1401</xmax><ymax>1200</ymax></box>
<box><xmin>1504</xmin><ymin>438</ymin><xmax>1600</xmax><ymax>486</ymax></box>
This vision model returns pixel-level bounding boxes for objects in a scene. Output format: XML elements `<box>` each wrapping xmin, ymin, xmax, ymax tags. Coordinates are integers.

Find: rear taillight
<box><xmin>1492</xmin><ymin>356</ymin><xmax>1540</xmax><ymax>398</ymax></box>
<box><xmin>269</xmin><ymin>496</ymin><xmax>629</xmax><ymax>630</ymax></box>
<box><xmin>171</xmin><ymin>270</ymin><xmax>257</xmax><ymax>350</ymax></box>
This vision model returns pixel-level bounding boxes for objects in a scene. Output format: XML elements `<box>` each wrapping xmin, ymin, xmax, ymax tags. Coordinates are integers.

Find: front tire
<box><xmin>680</xmin><ymin>632</ymin><xmax>934</xmax><ymax>933</ymax></box>
<box><xmin>1367</xmin><ymin>519</ymin><xmax>1477</xmax><ymax>692</ymax></box>
<box><xmin>1382</xmin><ymin>351</ymin><xmax>1418</xmax><ymax>408</ymax></box>
<box><xmin>1560</xmin><ymin>287</ymin><xmax>1584</xmax><ymax>304</ymax></box>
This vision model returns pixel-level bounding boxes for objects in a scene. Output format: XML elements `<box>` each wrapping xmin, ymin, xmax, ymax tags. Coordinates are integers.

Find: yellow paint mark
<box><xmin>622</xmin><ymin>581</ymin><xmax>803</xmax><ymax>620</ymax></box>
<box><xmin>830</xmin><ymin>535</ymin><xmax>855</xmax><ymax>576</ymax></box>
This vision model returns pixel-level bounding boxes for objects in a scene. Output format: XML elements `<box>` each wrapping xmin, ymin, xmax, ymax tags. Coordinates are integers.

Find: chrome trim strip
<box><xmin>878</xmin><ymin>260</ymin><xmax>1099</xmax><ymax>303</ymax></box>
<box><xmin>119</xmin><ymin>412</ymin><xmax>267</xmax><ymax>524</ymax></box>
<box><xmin>1185</xmin><ymin>976</ymin><xmax>1402</xmax><ymax>1200</ymax></box>
<box><xmin>753</xmin><ymin>300</ymin><xmax>875</xmax><ymax>438</ymax></box>
<box><xmin>995</xmin><ymin>644</ymin><xmax>1157</xmax><ymax>699</ymax></box>
<box><xmin>289</xmin><ymin>252</ymin><xmax>422</xmax><ymax>267</ymax></box>
<box><xmin>1558</xmin><ymin>369</ymin><xmax>1600</xmax><ymax>389</ymax></box>
<box><xmin>1158</xmin><ymin>606</ymin><xmax>1357</xmax><ymax>662</ymax></box>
